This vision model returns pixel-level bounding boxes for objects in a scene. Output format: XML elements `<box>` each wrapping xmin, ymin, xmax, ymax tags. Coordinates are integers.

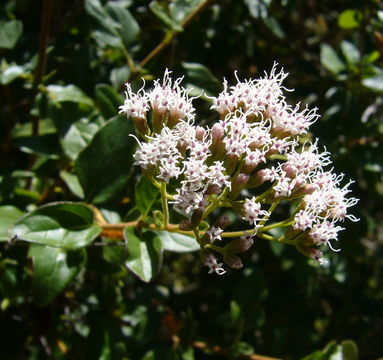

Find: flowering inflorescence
<box><xmin>119</xmin><ymin>64</ymin><xmax>359</xmax><ymax>274</ymax></box>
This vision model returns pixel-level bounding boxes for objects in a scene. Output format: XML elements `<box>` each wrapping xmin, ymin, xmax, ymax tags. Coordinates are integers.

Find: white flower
<box><xmin>207</xmin><ymin>226</ymin><xmax>223</xmax><ymax>242</ymax></box>
<box><xmin>242</xmin><ymin>197</ymin><xmax>269</xmax><ymax>226</ymax></box>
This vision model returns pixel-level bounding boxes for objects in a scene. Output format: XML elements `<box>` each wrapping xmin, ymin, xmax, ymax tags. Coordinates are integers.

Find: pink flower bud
<box><xmin>229</xmin><ymin>173</ymin><xmax>249</xmax><ymax>199</ymax></box>
<box><xmin>223</xmin><ymin>254</ymin><xmax>243</xmax><ymax>269</ymax></box>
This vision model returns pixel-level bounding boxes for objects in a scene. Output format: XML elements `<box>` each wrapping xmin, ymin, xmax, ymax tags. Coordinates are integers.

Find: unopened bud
<box><xmin>296</xmin><ymin>245</ymin><xmax>325</xmax><ymax>263</ymax></box>
<box><xmin>205</xmin><ymin>184</ymin><xmax>222</xmax><ymax>195</ymax></box>
<box><xmin>246</xmin><ymin>172</ymin><xmax>266</xmax><ymax>188</ymax></box>
<box><xmin>132</xmin><ymin>116</ymin><xmax>149</xmax><ymax>136</ymax></box>
<box><xmin>210</xmin><ymin>124</ymin><xmax>225</xmax><ymax>159</ymax></box>
<box><xmin>223</xmin><ymin>254</ymin><xmax>243</xmax><ymax>269</ymax></box>
<box><xmin>227</xmin><ymin>233</ymin><xmax>254</xmax><ymax>254</ymax></box>
<box><xmin>191</xmin><ymin>208</ymin><xmax>204</xmax><ymax>227</ymax></box>
<box><xmin>214</xmin><ymin>215</ymin><xmax>230</xmax><ymax>230</ymax></box>
<box><xmin>179</xmin><ymin>220</ymin><xmax>193</xmax><ymax>231</ymax></box>
<box><xmin>225</xmin><ymin>154</ymin><xmax>239</xmax><ymax>175</ymax></box>
<box><xmin>195</xmin><ymin>126</ymin><xmax>206</xmax><ymax>141</ymax></box>
<box><xmin>229</xmin><ymin>173</ymin><xmax>249</xmax><ymax>199</ymax></box>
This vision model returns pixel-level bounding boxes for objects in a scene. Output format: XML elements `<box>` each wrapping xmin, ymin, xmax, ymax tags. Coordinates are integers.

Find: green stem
<box><xmin>205</xmin><ymin>243</ymin><xmax>226</xmax><ymax>255</ymax></box>
<box><xmin>160</xmin><ymin>181</ymin><xmax>169</xmax><ymax>229</ymax></box>
<box><xmin>202</xmin><ymin>186</ymin><xmax>231</xmax><ymax>220</ymax></box>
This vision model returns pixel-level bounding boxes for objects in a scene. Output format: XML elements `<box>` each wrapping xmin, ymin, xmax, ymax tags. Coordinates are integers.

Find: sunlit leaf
<box><xmin>124</xmin><ymin>227</ymin><xmax>163</xmax><ymax>282</ymax></box>
<box><xmin>9</xmin><ymin>202</ymin><xmax>101</xmax><ymax>249</ymax></box>
<box><xmin>338</xmin><ymin>9</ymin><xmax>363</xmax><ymax>29</ymax></box>
<box><xmin>320</xmin><ymin>44</ymin><xmax>346</xmax><ymax>74</ymax></box>
<box><xmin>0</xmin><ymin>206</ymin><xmax>24</xmax><ymax>241</ymax></box>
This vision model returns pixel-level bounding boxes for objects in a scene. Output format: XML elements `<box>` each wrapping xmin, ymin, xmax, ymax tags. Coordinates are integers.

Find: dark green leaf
<box><xmin>338</xmin><ymin>9</ymin><xmax>363</xmax><ymax>29</ymax></box>
<box><xmin>154</xmin><ymin>231</ymin><xmax>199</xmax><ymax>252</ymax></box>
<box><xmin>9</xmin><ymin>202</ymin><xmax>101</xmax><ymax>249</ymax></box>
<box><xmin>0</xmin><ymin>20</ymin><xmax>23</xmax><ymax>49</ymax></box>
<box><xmin>135</xmin><ymin>176</ymin><xmax>159</xmax><ymax>218</ymax></box>
<box><xmin>95</xmin><ymin>84</ymin><xmax>124</xmax><ymax>119</ymax></box>
<box><xmin>92</xmin><ymin>30</ymin><xmax>122</xmax><ymax>49</ymax></box>
<box><xmin>263</xmin><ymin>17</ymin><xmax>285</xmax><ymax>39</ymax></box>
<box><xmin>28</xmin><ymin>245</ymin><xmax>85</xmax><ymax>307</ymax></box>
<box><xmin>75</xmin><ymin>115</ymin><xmax>136</xmax><ymax>204</ymax></box>
<box><xmin>124</xmin><ymin>227</ymin><xmax>163</xmax><ymax>282</ymax></box>
<box><xmin>182</xmin><ymin>62</ymin><xmax>222</xmax><ymax>97</ymax></box>
<box><xmin>14</xmin><ymin>133</ymin><xmax>62</xmax><ymax>159</ymax></box>
<box><xmin>320</xmin><ymin>44</ymin><xmax>346</xmax><ymax>74</ymax></box>
<box><xmin>150</xmin><ymin>1</ymin><xmax>183</xmax><ymax>32</ymax></box>
<box><xmin>0</xmin><ymin>206</ymin><xmax>24</xmax><ymax>241</ymax></box>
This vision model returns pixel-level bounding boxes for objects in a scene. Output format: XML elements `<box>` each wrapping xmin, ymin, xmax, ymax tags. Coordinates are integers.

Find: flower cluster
<box><xmin>119</xmin><ymin>65</ymin><xmax>358</xmax><ymax>274</ymax></box>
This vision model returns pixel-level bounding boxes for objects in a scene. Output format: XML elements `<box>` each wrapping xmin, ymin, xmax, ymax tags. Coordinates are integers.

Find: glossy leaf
<box><xmin>1</xmin><ymin>65</ymin><xmax>25</xmax><ymax>84</ymax></box>
<box><xmin>28</xmin><ymin>245</ymin><xmax>85</xmax><ymax>307</ymax></box>
<box><xmin>320</xmin><ymin>44</ymin><xmax>346</xmax><ymax>74</ymax></box>
<box><xmin>154</xmin><ymin>231</ymin><xmax>199</xmax><ymax>252</ymax></box>
<box><xmin>135</xmin><ymin>176</ymin><xmax>159</xmax><ymax>218</ymax></box>
<box><xmin>362</xmin><ymin>75</ymin><xmax>383</xmax><ymax>92</ymax></box>
<box><xmin>9</xmin><ymin>202</ymin><xmax>101</xmax><ymax>249</ymax></box>
<box><xmin>60</xmin><ymin>171</ymin><xmax>85</xmax><ymax>199</ymax></box>
<box><xmin>124</xmin><ymin>227</ymin><xmax>163</xmax><ymax>282</ymax></box>
<box><xmin>340</xmin><ymin>40</ymin><xmax>360</xmax><ymax>65</ymax></box>
<box><xmin>0</xmin><ymin>206</ymin><xmax>24</xmax><ymax>241</ymax></box>
<box><xmin>46</xmin><ymin>84</ymin><xmax>94</xmax><ymax>107</ymax></box>
<box><xmin>75</xmin><ymin>115</ymin><xmax>136</xmax><ymax>204</ymax></box>
<box><xmin>0</xmin><ymin>20</ymin><xmax>23</xmax><ymax>49</ymax></box>
<box><xmin>106</xmin><ymin>2</ymin><xmax>140</xmax><ymax>47</ymax></box>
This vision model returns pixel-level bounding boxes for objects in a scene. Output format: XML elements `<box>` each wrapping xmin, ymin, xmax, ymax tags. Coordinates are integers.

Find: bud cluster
<box><xmin>119</xmin><ymin>64</ymin><xmax>358</xmax><ymax>274</ymax></box>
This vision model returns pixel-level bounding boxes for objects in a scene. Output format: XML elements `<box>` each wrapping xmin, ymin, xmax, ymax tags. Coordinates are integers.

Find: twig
<box><xmin>33</xmin><ymin>0</ymin><xmax>53</xmax><ymax>136</ymax></box>
<box><xmin>191</xmin><ymin>340</ymin><xmax>283</xmax><ymax>360</ymax></box>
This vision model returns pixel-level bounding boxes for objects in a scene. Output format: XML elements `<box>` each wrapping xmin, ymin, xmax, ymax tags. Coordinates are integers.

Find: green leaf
<box><xmin>154</xmin><ymin>231</ymin><xmax>199</xmax><ymax>252</ymax></box>
<box><xmin>110</xmin><ymin>66</ymin><xmax>131</xmax><ymax>89</ymax></box>
<box><xmin>47</xmin><ymin>84</ymin><xmax>94</xmax><ymax>107</ymax></box>
<box><xmin>92</xmin><ymin>30</ymin><xmax>122</xmax><ymax>49</ymax></box>
<box><xmin>340</xmin><ymin>40</ymin><xmax>360</xmax><ymax>65</ymax></box>
<box><xmin>0</xmin><ymin>20</ymin><xmax>23</xmax><ymax>49</ymax></box>
<box><xmin>13</xmin><ymin>133</ymin><xmax>62</xmax><ymax>159</ymax></box>
<box><xmin>135</xmin><ymin>176</ymin><xmax>159</xmax><ymax>218</ymax></box>
<box><xmin>182</xmin><ymin>62</ymin><xmax>222</xmax><ymax>97</ymax></box>
<box><xmin>9</xmin><ymin>202</ymin><xmax>101</xmax><ymax>249</ymax></box>
<box><xmin>124</xmin><ymin>227</ymin><xmax>163</xmax><ymax>282</ymax></box>
<box><xmin>1</xmin><ymin>65</ymin><xmax>26</xmax><ymax>84</ymax></box>
<box><xmin>0</xmin><ymin>206</ymin><xmax>24</xmax><ymax>241</ymax></box>
<box><xmin>106</xmin><ymin>2</ymin><xmax>140</xmax><ymax>47</ymax></box>
<box><xmin>150</xmin><ymin>1</ymin><xmax>183</xmax><ymax>32</ymax></box>
<box><xmin>61</xmin><ymin>118</ymin><xmax>100</xmax><ymax>161</ymax></box>
<box><xmin>60</xmin><ymin>170</ymin><xmax>85</xmax><ymax>199</ymax></box>
<box><xmin>362</xmin><ymin>75</ymin><xmax>383</xmax><ymax>92</ymax></box>
<box><xmin>28</xmin><ymin>245</ymin><xmax>85</xmax><ymax>307</ymax></box>
<box><xmin>341</xmin><ymin>340</ymin><xmax>358</xmax><ymax>360</ymax></box>
<box><xmin>75</xmin><ymin>115</ymin><xmax>136</xmax><ymax>204</ymax></box>
<box><xmin>85</xmin><ymin>0</ymin><xmax>120</xmax><ymax>35</ymax></box>
<box><xmin>338</xmin><ymin>9</ymin><xmax>363</xmax><ymax>29</ymax></box>
<box><xmin>169</xmin><ymin>0</ymin><xmax>204</xmax><ymax>23</ymax></box>
<box><xmin>263</xmin><ymin>17</ymin><xmax>285</xmax><ymax>39</ymax></box>
<box><xmin>95</xmin><ymin>84</ymin><xmax>124</xmax><ymax>119</ymax></box>
<box><xmin>320</xmin><ymin>44</ymin><xmax>346</xmax><ymax>74</ymax></box>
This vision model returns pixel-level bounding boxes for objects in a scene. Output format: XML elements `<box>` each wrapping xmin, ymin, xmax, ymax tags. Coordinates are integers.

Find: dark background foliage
<box><xmin>1</xmin><ymin>0</ymin><xmax>382</xmax><ymax>359</ymax></box>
